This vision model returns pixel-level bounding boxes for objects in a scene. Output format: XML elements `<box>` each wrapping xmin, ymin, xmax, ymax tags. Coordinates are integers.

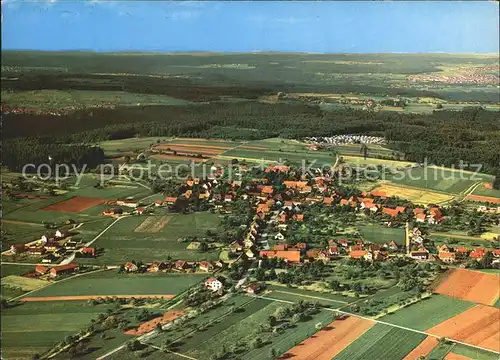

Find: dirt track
<box><xmin>279</xmin><ymin>316</ymin><xmax>374</xmax><ymax>360</ymax></box>
<box><xmin>22</xmin><ymin>294</ymin><xmax>175</xmax><ymax>302</ymax></box>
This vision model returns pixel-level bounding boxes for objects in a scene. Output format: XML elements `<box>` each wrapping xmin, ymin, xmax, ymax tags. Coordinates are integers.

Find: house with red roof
<box><xmin>438</xmin><ymin>251</ymin><xmax>456</xmax><ymax>263</ymax></box>
<box><xmin>470</xmin><ymin>248</ymin><xmax>486</xmax><ymax>260</ymax></box>
<box><xmin>259</xmin><ymin>250</ymin><xmax>301</xmax><ymax>263</ymax></box>
<box><xmin>35</xmin><ymin>265</ymin><xmax>49</xmax><ymax>275</ymax></box>
<box><xmin>50</xmin><ymin>263</ymin><xmax>79</xmax><ymax>278</ymax></box>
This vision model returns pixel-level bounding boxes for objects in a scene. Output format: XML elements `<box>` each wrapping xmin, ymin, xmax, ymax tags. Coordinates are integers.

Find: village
<box><xmin>7</xmin><ymin>161</ymin><xmax>498</xmax><ymax>299</ymax></box>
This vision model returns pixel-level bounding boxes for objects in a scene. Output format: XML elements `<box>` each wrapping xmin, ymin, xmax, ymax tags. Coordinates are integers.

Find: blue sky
<box><xmin>2</xmin><ymin>1</ymin><xmax>499</xmax><ymax>53</ymax></box>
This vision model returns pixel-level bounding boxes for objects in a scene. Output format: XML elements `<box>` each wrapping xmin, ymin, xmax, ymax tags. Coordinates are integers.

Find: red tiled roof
<box><xmin>259</xmin><ymin>250</ymin><xmax>301</xmax><ymax>262</ymax></box>
<box><xmin>51</xmin><ymin>263</ymin><xmax>78</xmax><ymax>273</ymax></box>
<box><xmin>349</xmin><ymin>250</ymin><xmax>368</xmax><ymax>259</ymax></box>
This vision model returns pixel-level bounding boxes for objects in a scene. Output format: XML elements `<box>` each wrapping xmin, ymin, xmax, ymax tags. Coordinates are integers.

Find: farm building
<box><xmin>205</xmin><ymin>277</ymin><xmax>223</xmax><ymax>292</ymax></box>
<box><xmin>49</xmin><ymin>263</ymin><xmax>79</xmax><ymax>278</ymax></box>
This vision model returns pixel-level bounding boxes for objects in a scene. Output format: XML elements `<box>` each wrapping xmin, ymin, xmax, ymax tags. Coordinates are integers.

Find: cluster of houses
<box><xmin>121</xmin><ymin>260</ymin><xmax>224</xmax><ymax>274</ymax></box>
<box><xmin>9</xmin><ymin>229</ymin><xmax>96</xmax><ymax>263</ymax></box>
<box><xmin>304</xmin><ymin>135</ymin><xmax>386</xmax><ymax>146</ymax></box>
<box><xmin>436</xmin><ymin>245</ymin><xmax>500</xmax><ymax>264</ymax></box>
<box><xmin>102</xmin><ymin>199</ymin><xmax>147</xmax><ymax>217</ymax></box>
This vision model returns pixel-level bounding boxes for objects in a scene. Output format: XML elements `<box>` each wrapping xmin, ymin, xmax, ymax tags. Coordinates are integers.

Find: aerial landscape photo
<box><xmin>1</xmin><ymin>1</ymin><xmax>499</xmax><ymax>359</ymax></box>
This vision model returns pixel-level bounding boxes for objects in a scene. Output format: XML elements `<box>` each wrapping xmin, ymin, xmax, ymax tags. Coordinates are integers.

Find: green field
<box><xmin>1</xmin><ymin>301</ymin><xmax>111</xmax><ymax>359</ymax></box>
<box><xmin>358</xmin><ymin>224</ymin><xmax>405</xmax><ymax>245</ymax></box>
<box><xmin>27</xmin><ymin>270</ymin><xmax>206</xmax><ymax>297</ymax></box>
<box><xmin>334</xmin><ymin>323</ymin><xmax>426</xmax><ymax>360</ymax></box>
<box><xmin>381</xmin><ymin>295</ymin><xmax>474</xmax><ymax>330</ymax></box>
<box><xmin>449</xmin><ymin>343</ymin><xmax>500</xmax><ymax>360</ymax></box>
<box><xmin>1</xmin><ymin>265</ymin><xmax>31</xmax><ymax>278</ymax></box>
<box><xmin>93</xmin><ymin>212</ymin><xmax>222</xmax><ymax>264</ymax></box>
<box><xmin>472</xmin><ymin>184</ymin><xmax>500</xmax><ymax>198</ymax></box>
<box><xmin>388</xmin><ymin>166</ymin><xmax>494</xmax><ymax>194</ymax></box>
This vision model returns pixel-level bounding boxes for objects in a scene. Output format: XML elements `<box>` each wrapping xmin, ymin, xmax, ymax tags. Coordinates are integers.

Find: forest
<box><xmin>3</xmin><ymin>101</ymin><xmax>499</xmax><ymax>175</ymax></box>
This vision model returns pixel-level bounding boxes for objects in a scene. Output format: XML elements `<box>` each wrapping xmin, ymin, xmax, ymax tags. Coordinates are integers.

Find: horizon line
<box><xmin>2</xmin><ymin>49</ymin><xmax>499</xmax><ymax>56</ymax></box>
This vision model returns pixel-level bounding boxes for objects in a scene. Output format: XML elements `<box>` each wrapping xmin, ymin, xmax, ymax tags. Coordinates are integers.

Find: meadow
<box><xmin>265</xmin><ymin>284</ymin><xmax>352</xmax><ymax>307</ymax></box>
<box><xmin>370</xmin><ymin>182</ymin><xmax>455</xmax><ymax>205</ymax></box>
<box><xmin>381</xmin><ymin>294</ymin><xmax>474</xmax><ymax>331</ymax></box>
<box><xmin>334</xmin><ymin>323</ymin><xmax>426</xmax><ymax>360</ymax></box>
<box><xmin>387</xmin><ymin>166</ymin><xmax>494</xmax><ymax>195</ymax></box>
<box><xmin>1</xmin><ymin>301</ymin><xmax>112</xmax><ymax>360</ymax></box>
<box><xmin>471</xmin><ymin>183</ymin><xmax>500</xmax><ymax>199</ymax></box>
<box><xmin>93</xmin><ymin>212</ymin><xmax>222</xmax><ymax>264</ymax></box>
<box><xmin>358</xmin><ymin>224</ymin><xmax>405</xmax><ymax>245</ymax></box>
<box><xmin>26</xmin><ymin>270</ymin><xmax>206</xmax><ymax>297</ymax></box>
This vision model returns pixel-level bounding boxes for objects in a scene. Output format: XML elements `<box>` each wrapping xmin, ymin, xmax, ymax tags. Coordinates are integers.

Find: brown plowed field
<box><xmin>432</xmin><ymin>268</ymin><xmax>500</xmax><ymax>306</ymax></box>
<box><xmin>278</xmin><ymin>315</ymin><xmax>374</xmax><ymax>360</ymax></box>
<box><xmin>150</xmin><ymin>154</ymin><xmax>205</xmax><ymax>162</ymax></box>
<box><xmin>465</xmin><ymin>195</ymin><xmax>500</xmax><ymax>204</ymax></box>
<box><xmin>134</xmin><ymin>215</ymin><xmax>170</xmax><ymax>232</ymax></box>
<box><xmin>403</xmin><ymin>336</ymin><xmax>439</xmax><ymax>360</ymax></box>
<box><xmin>157</xmin><ymin>143</ymin><xmax>232</xmax><ymax>150</ymax></box>
<box><xmin>427</xmin><ymin>305</ymin><xmax>500</xmax><ymax>352</ymax></box>
<box><xmin>124</xmin><ymin>310</ymin><xmax>184</xmax><ymax>335</ymax></box>
<box><xmin>444</xmin><ymin>354</ymin><xmax>472</xmax><ymax>360</ymax></box>
<box><xmin>41</xmin><ymin>196</ymin><xmax>104</xmax><ymax>212</ymax></box>
<box><xmin>22</xmin><ymin>295</ymin><xmax>175</xmax><ymax>302</ymax></box>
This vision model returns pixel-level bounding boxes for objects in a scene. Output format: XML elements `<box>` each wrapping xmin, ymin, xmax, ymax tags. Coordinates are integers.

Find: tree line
<box><xmin>3</xmin><ymin>102</ymin><xmax>499</xmax><ymax>174</ymax></box>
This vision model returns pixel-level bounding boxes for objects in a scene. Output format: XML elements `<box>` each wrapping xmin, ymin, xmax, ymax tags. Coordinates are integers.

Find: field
<box><xmin>358</xmin><ymin>224</ymin><xmax>405</xmax><ymax>245</ymax></box>
<box><xmin>1</xmin><ymin>301</ymin><xmax>112</xmax><ymax>359</ymax></box>
<box><xmin>280</xmin><ymin>315</ymin><xmax>375</xmax><ymax>360</ymax></box>
<box><xmin>1</xmin><ymin>264</ymin><xmax>32</xmax><ymax>277</ymax></box>
<box><xmin>2</xmin><ymin>275</ymin><xmax>49</xmax><ymax>293</ymax></box>
<box><xmin>334</xmin><ymin>323</ymin><xmax>427</xmax><ymax>360</ymax></box>
<box><xmin>427</xmin><ymin>305</ymin><xmax>500</xmax><ymax>352</ymax></box>
<box><xmin>40</xmin><ymin>196</ymin><xmax>104</xmax><ymax>213</ymax></box>
<box><xmin>265</xmin><ymin>284</ymin><xmax>352</xmax><ymax>306</ymax></box>
<box><xmin>402</xmin><ymin>336</ymin><xmax>439</xmax><ymax>360</ymax></box>
<box><xmin>93</xmin><ymin>212</ymin><xmax>222</xmax><ymax>263</ymax></box>
<box><xmin>381</xmin><ymin>294</ymin><xmax>474</xmax><ymax>330</ymax></box>
<box><xmin>24</xmin><ymin>270</ymin><xmax>205</xmax><ymax>298</ymax></box>
<box><xmin>387</xmin><ymin>166</ymin><xmax>494</xmax><ymax>195</ymax></box>
<box><xmin>134</xmin><ymin>215</ymin><xmax>171</xmax><ymax>233</ymax></box>
<box><xmin>471</xmin><ymin>184</ymin><xmax>500</xmax><ymax>199</ymax></box>
<box><xmin>464</xmin><ymin>194</ymin><xmax>500</xmax><ymax>204</ymax></box>
<box><xmin>448</xmin><ymin>343</ymin><xmax>500</xmax><ymax>360</ymax></box>
<box><xmin>370</xmin><ymin>182</ymin><xmax>454</xmax><ymax>205</ymax></box>
<box><xmin>432</xmin><ymin>268</ymin><xmax>500</xmax><ymax>306</ymax></box>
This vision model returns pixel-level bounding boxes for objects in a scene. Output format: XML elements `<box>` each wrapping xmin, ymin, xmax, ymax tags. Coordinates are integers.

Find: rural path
<box><xmin>251</xmin><ymin>294</ymin><xmax>500</xmax><ymax>355</ymax></box>
<box><xmin>148</xmin><ymin>344</ymin><xmax>198</xmax><ymax>360</ymax></box>
<box><xmin>96</xmin><ymin>345</ymin><xmax>125</xmax><ymax>360</ymax></box>
<box><xmin>459</xmin><ymin>181</ymin><xmax>482</xmax><ymax>202</ymax></box>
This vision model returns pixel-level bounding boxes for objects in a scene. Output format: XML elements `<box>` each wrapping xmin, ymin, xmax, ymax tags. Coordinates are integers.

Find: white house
<box><xmin>274</xmin><ymin>232</ymin><xmax>285</xmax><ymax>241</ymax></box>
<box><xmin>205</xmin><ymin>277</ymin><xmax>223</xmax><ymax>292</ymax></box>
<box><xmin>55</xmin><ymin>230</ymin><xmax>69</xmax><ymax>238</ymax></box>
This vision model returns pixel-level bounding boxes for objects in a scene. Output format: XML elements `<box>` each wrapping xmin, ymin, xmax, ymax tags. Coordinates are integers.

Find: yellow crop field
<box><xmin>373</xmin><ymin>183</ymin><xmax>455</xmax><ymax>205</ymax></box>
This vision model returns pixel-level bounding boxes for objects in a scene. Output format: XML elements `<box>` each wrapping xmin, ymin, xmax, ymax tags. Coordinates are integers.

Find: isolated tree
<box><xmin>315</xmin><ymin>322</ymin><xmax>324</xmax><ymax>331</ymax></box>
